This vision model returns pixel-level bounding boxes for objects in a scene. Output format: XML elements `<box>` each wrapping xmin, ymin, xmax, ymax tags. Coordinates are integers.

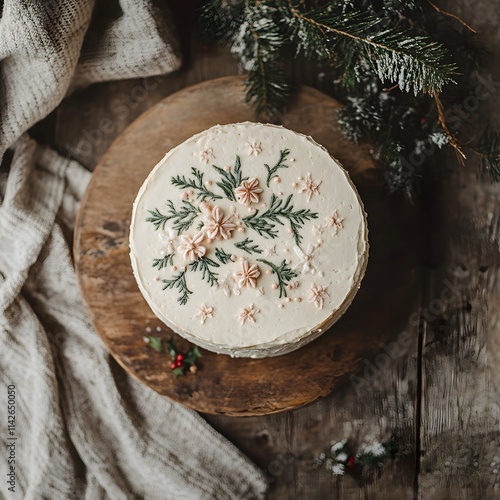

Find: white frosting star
<box><xmin>158</xmin><ymin>227</ymin><xmax>178</xmax><ymax>254</ymax></box>
<box><xmin>218</xmin><ymin>272</ymin><xmax>240</xmax><ymax>297</ymax></box>
<box><xmin>265</xmin><ymin>245</ymin><xmax>277</xmax><ymax>257</ymax></box>
<box><xmin>293</xmin><ymin>244</ymin><xmax>318</xmax><ymax>275</ymax></box>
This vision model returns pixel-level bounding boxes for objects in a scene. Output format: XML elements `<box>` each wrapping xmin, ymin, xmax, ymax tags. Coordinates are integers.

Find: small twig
<box><xmin>427</xmin><ymin>1</ymin><xmax>476</xmax><ymax>33</ymax></box>
<box><xmin>434</xmin><ymin>94</ymin><xmax>466</xmax><ymax>164</ymax></box>
<box><xmin>383</xmin><ymin>83</ymin><xmax>399</xmax><ymax>92</ymax></box>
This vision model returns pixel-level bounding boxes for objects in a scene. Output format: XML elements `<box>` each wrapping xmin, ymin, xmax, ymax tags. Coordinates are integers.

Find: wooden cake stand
<box><xmin>74</xmin><ymin>76</ymin><xmax>419</xmax><ymax>416</ymax></box>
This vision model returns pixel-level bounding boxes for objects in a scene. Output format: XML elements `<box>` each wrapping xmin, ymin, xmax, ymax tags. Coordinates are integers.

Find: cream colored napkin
<box><xmin>0</xmin><ymin>1</ymin><xmax>267</xmax><ymax>498</ymax></box>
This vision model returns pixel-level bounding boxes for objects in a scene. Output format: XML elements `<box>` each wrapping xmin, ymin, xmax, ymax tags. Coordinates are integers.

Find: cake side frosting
<box><xmin>130</xmin><ymin>122</ymin><xmax>368</xmax><ymax>357</ymax></box>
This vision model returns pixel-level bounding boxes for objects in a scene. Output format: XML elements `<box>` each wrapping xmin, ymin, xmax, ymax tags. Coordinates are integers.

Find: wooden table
<box><xmin>44</xmin><ymin>1</ymin><xmax>500</xmax><ymax>497</ymax></box>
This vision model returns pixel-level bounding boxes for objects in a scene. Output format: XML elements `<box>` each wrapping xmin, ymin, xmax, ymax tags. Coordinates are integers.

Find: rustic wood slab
<box><xmin>74</xmin><ymin>75</ymin><xmax>419</xmax><ymax>416</ymax></box>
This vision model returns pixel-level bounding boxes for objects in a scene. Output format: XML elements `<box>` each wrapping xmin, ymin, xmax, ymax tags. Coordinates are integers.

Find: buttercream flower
<box><xmin>199</xmin><ymin>148</ymin><xmax>214</xmax><ymax>164</ymax></box>
<box><xmin>235</xmin><ymin>260</ymin><xmax>261</xmax><ymax>288</ymax></box>
<box><xmin>239</xmin><ymin>304</ymin><xmax>259</xmax><ymax>325</ymax></box>
<box><xmin>177</xmin><ymin>231</ymin><xmax>206</xmax><ymax>262</ymax></box>
<box><xmin>204</xmin><ymin>206</ymin><xmax>237</xmax><ymax>240</ymax></box>
<box><xmin>293</xmin><ymin>244</ymin><xmax>318</xmax><ymax>275</ymax></box>
<box><xmin>324</xmin><ymin>210</ymin><xmax>344</xmax><ymax>235</ymax></box>
<box><xmin>218</xmin><ymin>272</ymin><xmax>241</xmax><ymax>297</ymax></box>
<box><xmin>298</xmin><ymin>173</ymin><xmax>321</xmax><ymax>202</ymax></box>
<box><xmin>158</xmin><ymin>227</ymin><xmax>178</xmax><ymax>254</ymax></box>
<box><xmin>246</xmin><ymin>141</ymin><xmax>262</xmax><ymax>156</ymax></box>
<box><xmin>235</xmin><ymin>178</ymin><xmax>263</xmax><ymax>206</ymax></box>
<box><xmin>308</xmin><ymin>283</ymin><xmax>329</xmax><ymax>309</ymax></box>
<box><xmin>195</xmin><ymin>303</ymin><xmax>213</xmax><ymax>324</ymax></box>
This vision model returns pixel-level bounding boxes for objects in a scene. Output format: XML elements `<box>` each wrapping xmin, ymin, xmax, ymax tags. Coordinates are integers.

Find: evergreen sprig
<box><xmin>153</xmin><ymin>254</ymin><xmax>174</xmax><ymax>270</ymax></box>
<box><xmin>257</xmin><ymin>258</ymin><xmax>298</xmax><ymax>298</ymax></box>
<box><xmin>264</xmin><ymin>148</ymin><xmax>290</xmax><ymax>186</ymax></box>
<box><xmin>171</xmin><ymin>167</ymin><xmax>223</xmax><ymax>202</ymax></box>
<box><xmin>189</xmin><ymin>256</ymin><xmax>220</xmax><ymax>287</ymax></box>
<box><xmin>234</xmin><ymin>238</ymin><xmax>263</xmax><ymax>255</ymax></box>
<box><xmin>243</xmin><ymin>193</ymin><xmax>318</xmax><ymax>245</ymax></box>
<box><xmin>162</xmin><ymin>271</ymin><xmax>192</xmax><ymax>305</ymax></box>
<box><xmin>215</xmin><ymin>247</ymin><xmax>233</xmax><ymax>264</ymax></box>
<box><xmin>202</xmin><ymin>1</ymin><xmax>500</xmax><ymax>195</ymax></box>
<box><xmin>146</xmin><ymin>200</ymin><xmax>201</xmax><ymax>234</ymax></box>
<box><xmin>283</xmin><ymin>4</ymin><xmax>457</xmax><ymax>95</ymax></box>
<box><xmin>213</xmin><ymin>155</ymin><xmax>247</xmax><ymax>201</ymax></box>
<box><xmin>228</xmin><ymin>2</ymin><xmax>290</xmax><ymax>117</ymax></box>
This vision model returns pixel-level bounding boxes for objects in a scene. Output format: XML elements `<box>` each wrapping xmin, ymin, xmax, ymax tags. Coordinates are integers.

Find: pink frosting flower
<box><xmin>307</xmin><ymin>283</ymin><xmax>329</xmax><ymax>309</ymax></box>
<box><xmin>204</xmin><ymin>206</ymin><xmax>237</xmax><ymax>240</ymax></box>
<box><xmin>239</xmin><ymin>304</ymin><xmax>259</xmax><ymax>325</ymax></box>
<box><xmin>235</xmin><ymin>260</ymin><xmax>261</xmax><ymax>288</ymax></box>
<box><xmin>298</xmin><ymin>173</ymin><xmax>321</xmax><ymax>202</ymax></box>
<box><xmin>235</xmin><ymin>178</ymin><xmax>263</xmax><ymax>206</ymax></box>
<box><xmin>177</xmin><ymin>231</ymin><xmax>206</xmax><ymax>262</ymax></box>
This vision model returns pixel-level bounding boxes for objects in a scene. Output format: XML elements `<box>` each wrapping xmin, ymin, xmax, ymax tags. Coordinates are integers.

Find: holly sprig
<box><xmin>144</xmin><ymin>335</ymin><xmax>201</xmax><ymax>377</ymax></box>
<box><xmin>264</xmin><ymin>148</ymin><xmax>290</xmax><ymax>186</ymax></box>
<box><xmin>313</xmin><ymin>438</ymin><xmax>395</xmax><ymax>485</ymax></box>
<box><xmin>257</xmin><ymin>258</ymin><xmax>298</xmax><ymax>298</ymax></box>
<box><xmin>243</xmin><ymin>193</ymin><xmax>318</xmax><ymax>245</ymax></box>
<box><xmin>171</xmin><ymin>167</ymin><xmax>223</xmax><ymax>202</ymax></box>
<box><xmin>146</xmin><ymin>200</ymin><xmax>201</xmax><ymax>234</ymax></box>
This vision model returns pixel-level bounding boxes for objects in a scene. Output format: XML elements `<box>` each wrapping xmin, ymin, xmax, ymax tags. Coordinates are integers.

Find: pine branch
<box><xmin>146</xmin><ymin>209</ymin><xmax>169</xmax><ymax>231</ymax></box>
<box><xmin>213</xmin><ymin>155</ymin><xmax>247</xmax><ymax>201</ymax></box>
<box><xmin>162</xmin><ymin>271</ymin><xmax>192</xmax><ymax>305</ymax></box>
<box><xmin>146</xmin><ymin>200</ymin><xmax>201</xmax><ymax>235</ymax></box>
<box><xmin>257</xmin><ymin>258</ymin><xmax>298</xmax><ymax>298</ymax></box>
<box><xmin>475</xmin><ymin>128</ymin><xmax>500</xmax><ymax>182</ymax></box>
<box><xmin>231</xmin><ymin>3</ymin><xmax>290</xmax><ymax>117</ymax></box>
<box><xmin>243</xmin><ymin>193</ymin><xmax>318</xmax><ymax>245</ymax></box>
<box><xmin>152</xmin><ymin>254</ymin><xmax>174</xmax><ymax>270</ymax></box>
<box><xmin>189</xmin><ymin>256</ymin><xmax>220</xmax><ymax>287</ymax></box>
<box><xmin>284</xmin><ymin>3</ymin><xmax>457</xmax><ymax>95</ymax></box>
<box><xmin>264</xmin><ymin>148</ymin><xmax>290</xmax><ymax>186</ymax></box>
<box><xmin>215</xmin><ymin>247</ymin><xmax>233</xmax><ymax>264</ymax></box>
<box><xmin>234</xmin><ymin>238</ymin><xmax>263</xmax><ymax>255</ymax></box>
<box><xmin>171</xmin><ymin>167</ymin><xmax>223</xmax><ymax>202</ymax></box>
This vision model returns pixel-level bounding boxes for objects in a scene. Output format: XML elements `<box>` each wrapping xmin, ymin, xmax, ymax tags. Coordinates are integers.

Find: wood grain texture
<box><xmin>73</xmin><ymin>76</ymin><xmax>419</xmax><ymax>416</ymax></box>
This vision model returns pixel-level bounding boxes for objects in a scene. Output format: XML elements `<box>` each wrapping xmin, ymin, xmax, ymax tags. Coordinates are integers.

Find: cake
<box><xmin>130</xmin><ymin>122</ymin><xmax>368</xmax><ymax>358</ymax></box>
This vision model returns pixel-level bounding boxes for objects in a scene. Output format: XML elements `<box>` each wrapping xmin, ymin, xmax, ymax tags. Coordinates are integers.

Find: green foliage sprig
<box><xmin>234</xmin><ymin>237</ymin><xmax>263</xmax><ymax>255</ymax></box>
<box><xmin>171</xmin><ymin>167</ymin><xmax>223</xmax><ymax>202</ymax></box>
<box><xmin>213</xmin><ymin>155</ymin><xmax>247</xmax><ymax>201</ymax></box>
<box><xmin>243</xmin><ymin>193</ymin><xmax>318</xmax><ymax>245</ymax></box>
<box><xmin>257</xmin><ymin>258</ymin><xmax>298</xmax><ymax>298</ymax></box>
<box><xmin>264</xmin><ymin>148</ymin><xmax>290</xmax><ymax>186</ymax></box>
<box><xmin>146</xmin><ymin>200</ymin><xmax>200</xmax><ymax>234</ymax></box>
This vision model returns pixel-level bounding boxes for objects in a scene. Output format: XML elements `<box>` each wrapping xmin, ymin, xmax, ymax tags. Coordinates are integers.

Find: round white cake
<box><xmin>130</xmin><ymin>122</ymin><xmax>368</xmax><ymax>358</ymax></box>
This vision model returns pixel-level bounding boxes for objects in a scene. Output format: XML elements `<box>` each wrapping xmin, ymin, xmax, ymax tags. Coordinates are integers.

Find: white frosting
<box><xmin>130</xmin><ymin>123</ymin><xmax>368</xmax><ymax>358</ymax></box>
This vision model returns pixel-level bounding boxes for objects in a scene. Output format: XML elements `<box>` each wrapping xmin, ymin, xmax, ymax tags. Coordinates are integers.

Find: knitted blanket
<box><xmin>0</xmin><ymin>1</ymin><xmax>267</xmax><ymax>498</ymax></box>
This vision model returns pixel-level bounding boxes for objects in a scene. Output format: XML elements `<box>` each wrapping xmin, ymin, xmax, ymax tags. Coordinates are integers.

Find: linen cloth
<box><xmin>0</xmin><ymin>1</ymin><xmax>268</xmax><ymax>499</ymax></box>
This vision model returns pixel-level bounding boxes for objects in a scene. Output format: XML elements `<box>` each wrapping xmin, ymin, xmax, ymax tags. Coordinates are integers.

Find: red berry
<box><xmin>175</xmin><ymin>360</ymin><xmax>183</xmax><ymax>368</ymax></box>
<box><xmin>347</xmin><ymin>456</ymin><xmax>356</xmax><ymax>467</ymax></box>
<box><xmin>176</xmin><ymin>354</ymin><xmax>185</xmax><ymax>362</ymax></box>
<box><xmin>170</xmin><ymin>363</ymin><xmax>176</xmax><ymax>370</ymax></box>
